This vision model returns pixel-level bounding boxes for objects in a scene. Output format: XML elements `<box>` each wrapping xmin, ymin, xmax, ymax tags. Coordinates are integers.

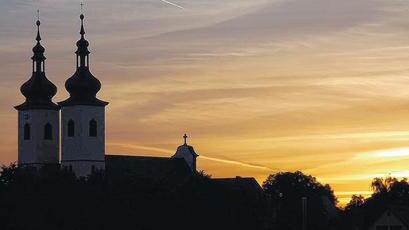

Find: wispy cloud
<box><xmin>160</xmin><ymin>0</ymin><xmax>185</xmax><ymax>10</ymax></box>
<box><xmin>357</xmin><ymin>147</ymin><xmax>409</xmax><ymax>159</ymax></box>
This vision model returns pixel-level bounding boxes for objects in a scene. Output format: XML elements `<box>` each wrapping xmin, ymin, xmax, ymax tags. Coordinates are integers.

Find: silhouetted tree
<box><xmin>345</xmin><ymin>194</ymin><xmax>365</xmax><ymax>211</ymax></box>
<box><xmin>371</xmin><ymin>177</ymin><xmax>398</xmax><ymax>193</ymax></box>
<box><xmin>263</xmin><ymin>171</ymin><xmax>338</xmax><ymax>230</ymax></box>
<box><xmin>342</xmin><ymin>177</ymin><xmax>409</xmax><ymax>230</ymax></box>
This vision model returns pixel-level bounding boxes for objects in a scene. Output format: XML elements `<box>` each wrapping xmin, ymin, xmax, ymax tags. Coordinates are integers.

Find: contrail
<box><xmin>108</xmin><ymin>143</ymin><xmax>172</xmax><ymax>154</ymax></box>
<box><xmin>108</xmin><ymin>142</ymin><xmax>275</xmax><ymax>171</ymax></box>
<box><xmin>200</xmin><ymin>155</ymin><xmax>276</xmax><ymax>172</ymax></box>
<box><xmin>160</xmin><ymin>0</ymin><xmax>185</xmax><ymax>9</ymax></box>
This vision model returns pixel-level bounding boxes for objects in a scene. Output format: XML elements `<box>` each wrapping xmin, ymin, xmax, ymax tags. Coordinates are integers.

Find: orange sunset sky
<box><xmin>2</xmin><ymin>0</ymin><xmax>409</xmax><ymax>204</ymax></box>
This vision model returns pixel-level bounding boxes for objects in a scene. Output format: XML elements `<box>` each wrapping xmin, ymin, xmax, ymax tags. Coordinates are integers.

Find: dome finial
<box><xmin>36</xmin><ymin>9</ymin><xmax>41</xmax><ymax>42</ymax></box>
<box><xmin>80</xmin><ymin>3</ymin><xmax>85</xmax><ymax>37</ymax></box>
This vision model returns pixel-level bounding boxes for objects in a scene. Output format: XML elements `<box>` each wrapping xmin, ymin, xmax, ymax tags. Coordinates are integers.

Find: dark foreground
<box><xmin>1</xmin><ymin>164</ymin><xmax>409</xmax><ymax>230</ymax></box>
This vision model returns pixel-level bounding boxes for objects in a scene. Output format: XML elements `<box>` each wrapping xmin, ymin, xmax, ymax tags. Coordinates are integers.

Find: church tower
<box><xmin>59</xmin><ymin>14</ymin><xmax>109</xmax><ymax>177</ymax></box>
<box><xmin>14</xmin><ymin>17</ymin><xmax>60</xmax><ymax>167</ymax></box>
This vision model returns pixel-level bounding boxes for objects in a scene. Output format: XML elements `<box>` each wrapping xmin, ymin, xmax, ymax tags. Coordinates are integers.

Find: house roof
<box><xmin>390</xmin><ymin>206</ymin><xmax>409</xmax><ymax>227</ymax></box>
<box><xmin>210</xmin><ymin>177</ymin><xmax>267</xmax><ymax>209</ymax></box>
<box><xmin>105</xmin><ymin>155</ymin><xmax>192</xmax><ymax>181</ymax></box>
<box><xmin>213</xmin><ymin>176</ymin><xmax>260</xmax><ymax>187</ymax></box>
<box><xmin>212</xmin><ymin>177</ymin><xmax>264</xmax><ymax>196</ymax></box>
<box><xmin>368</xmin><ymin>205</ymin><xmax>409</xmax><ymax>229</ymax></box>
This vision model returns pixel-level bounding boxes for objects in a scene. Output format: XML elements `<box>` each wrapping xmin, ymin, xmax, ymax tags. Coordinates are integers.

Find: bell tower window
<box><xmin>68</xmin><ymin>120</ymin><xmax>75</xmax><ymax>137</ymax></box>
<box><xmin>44</xmin><ymin>123</ymin><xmax>52</xmax><ymax>140</ymax></box>
<box><xmin>89</xmin><ymin>119</ymin><xmax>97</xmax><ymax>137</ymax></box>
<box><xmin>24</xmin><ymin>123</ymin><xmax>31</xmax><ymax>140</ymax></box>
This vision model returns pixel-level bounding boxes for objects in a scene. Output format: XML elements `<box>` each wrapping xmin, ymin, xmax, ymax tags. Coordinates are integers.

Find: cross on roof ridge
<box><xmin>183</xmin><ymin>134</ymin><xmax>188</xmax><ymax>145</ymax></box>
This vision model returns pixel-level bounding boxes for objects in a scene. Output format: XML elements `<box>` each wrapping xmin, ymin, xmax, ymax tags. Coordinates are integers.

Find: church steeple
<box><xmin>59</xmin><ymin>13</ymin><xmax>108</xmax><ymax>107</ymax></box>
<box><xmin>59</xmin><ymin>10</ymin><xmax>108</xmax><ymax>177</ymax></box>
<box><xmin>15</xmin><ymin>13</ymin><xmax>60</xmax><ymax>167</ymax></box>
<box><xmin>15</xmin><ymin>14</ymin><xmax>59</xmax><ymax>111</ymax></box>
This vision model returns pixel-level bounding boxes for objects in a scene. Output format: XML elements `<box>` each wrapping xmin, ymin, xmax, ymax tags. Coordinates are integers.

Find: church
<box><xmin>14</xmin><ymin>13</ymin><xmax>199</xmax><ymax>179</ymax></box>
<box><xmin>9</xmin><ymin>13</ymin><xmax>274</xmax><ymax>230</ymax></box>
<box><xmin>13</xmin><ymin>13</ymin><xmax>263</xmax><ymax>198</ymax></box>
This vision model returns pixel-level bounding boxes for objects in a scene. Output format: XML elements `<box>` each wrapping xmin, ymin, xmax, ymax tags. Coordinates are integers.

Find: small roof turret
<box><xmin>172</xmin><ymin>134</ymin><xmax>199</xmax><ymax>171</ymax></box>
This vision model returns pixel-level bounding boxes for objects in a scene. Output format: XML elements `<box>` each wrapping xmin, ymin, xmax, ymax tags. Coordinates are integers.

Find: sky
<box><xmin>2</xmin><ymin>0</ymin><xmax>409</xmax><ymax>204</ymax></box>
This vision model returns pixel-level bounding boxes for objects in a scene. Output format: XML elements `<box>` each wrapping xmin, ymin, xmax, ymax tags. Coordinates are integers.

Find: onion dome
<box><xmin>58</xmin><ymin>14</ymin><xmax>108</xmax><ymax>107</ymax></box>
<box><xmin>15</xmin><ymin>19</ymin><xmax>59</xmax><ymax>111</ymax></box>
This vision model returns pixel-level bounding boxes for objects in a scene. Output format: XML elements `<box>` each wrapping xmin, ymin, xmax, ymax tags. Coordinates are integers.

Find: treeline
<box><xmin>0</xmin><ymin>164</ymin><xmax>267</xmax><ymax>230</ymax></box>
<box><xmin>263</xmin><ymin>173</ymin><xmax>409</xmax><ymax>230</ymax></box>
<box><xmin>0</xmin><ymin>164</ymin><xmax>407</xmax><ymax>230</ymax></box>
<box><xmin>341</xmin><ymin>177</ymin><xmax>409</xmax><ymax>229</ymax></box>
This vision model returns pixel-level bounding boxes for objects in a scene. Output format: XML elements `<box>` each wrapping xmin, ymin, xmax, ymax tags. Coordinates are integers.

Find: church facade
<box><xmin>15</xmin><ymin>14</ymin><xmax>198</xmax><ymax>177</ymax></box>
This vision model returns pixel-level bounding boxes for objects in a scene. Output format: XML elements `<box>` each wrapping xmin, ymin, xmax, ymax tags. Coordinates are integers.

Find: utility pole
<box><xmin>302</xmin><ymin>197</ymin><xmax>307</xmax><ymax>230</ymax></box>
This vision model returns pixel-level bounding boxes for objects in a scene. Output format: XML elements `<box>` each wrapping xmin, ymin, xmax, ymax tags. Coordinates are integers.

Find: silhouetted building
<box><xmin>14</xmin><ymin>15</ymin><xmax>265</xmax><ymax>201</ymax></box>
<box><xmin>212</xmin><ymin>177</ymin><xmax>264</xmax><ymax>198</ymax></box>
<box><xmin>9</xmin><ymin>10</ymin><xmax>273</xmax><ymax>230</ymax></box>
<box><xmin>15</xmin><ymin>14</ymin><xmax>200</xmax><ymax>179</ymax></box>
<box><xmin>105</xmin><ymin>134</ymin><xmax>199</xmax><ymax>186</ymax></box>
<box><xmin>368</xmin><ymin>206</ymin><xmax>409</xmax><ymax>230</ymax></box>
<box><xmin>212</xmin><ymin>177</ymin><xmax>266</xmax><ymax>212</ymax></box>
<box><xmin>15</xmin><ymin>18</ymin><xmax>60</xmax><ymax>167</ymax></box>
<box><xmin>212</xmin><ymin>177</ymin><xmax>268</xmax><ymax>228</ymax></box>
<box><xmin>58</xmin><ymin>14</ymin><xmax>108</xmax><ymax>177</ymax></box>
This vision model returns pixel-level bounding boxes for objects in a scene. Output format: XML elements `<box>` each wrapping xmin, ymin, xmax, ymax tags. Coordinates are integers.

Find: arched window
<box><xmin>24</xmin><ymin>123</ymin><xmax>31</xmax><ymax>140</ymax></box>
<box><xmin>89</xmin><ymin>119</ymin><xmax>97</xmax><ymax>137</ymax></box>
<box><xmin>44</xmin><ymin>123</ymin><xmax>52</xmax><ymax>140</ymax></box>
<box><xmin>68</xmin><ymin>120</ymin><xmax>75</xmax><ymax>137</ymax></box>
